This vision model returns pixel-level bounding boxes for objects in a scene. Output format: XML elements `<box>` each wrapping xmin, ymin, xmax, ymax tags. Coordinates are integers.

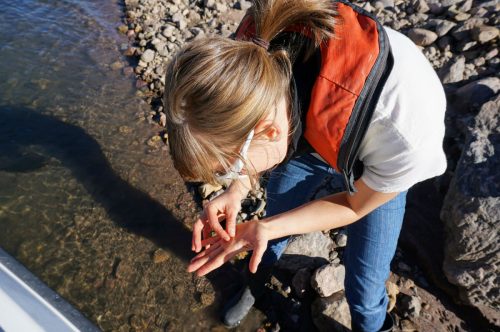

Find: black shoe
<box><xmin>221</xmin><ymin>285</ymin><xmax>256</xmax><ymax>328</ymax></box>
<box><xmin>379</xmin><ymin>312</ymin><xmax>395</xmax><ymax>332</ymax></box>
<box><xmin>221</xmin><ymin>264</ymin><xmax>274</xmax><ymax>328</ymax></box>
<box><xmin>351</xmin><ymin>312</ymin><xmax>394</xmax><ymax>332</ymax></box>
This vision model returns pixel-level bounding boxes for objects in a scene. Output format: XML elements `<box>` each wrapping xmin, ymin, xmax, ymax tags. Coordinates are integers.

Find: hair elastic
<box><xmin>252</xmin><ymin>37</ymin><xmax>270</xmax><ymax>51</ymax></box>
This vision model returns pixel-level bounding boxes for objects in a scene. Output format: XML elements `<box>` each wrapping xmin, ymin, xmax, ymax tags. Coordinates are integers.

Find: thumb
<box><xmin>226</xmin><ymin>208</ymin><xmax>238</xmax><ymax>237</ymax></box>
<box><xmin>249</xmin><ymin>242</ymin><xmax>266</xmax><ymax>273</ymax></box>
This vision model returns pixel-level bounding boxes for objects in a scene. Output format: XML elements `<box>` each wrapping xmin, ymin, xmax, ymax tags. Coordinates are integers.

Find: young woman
<box><xmin>163</xmin><ymin>0</ymin><xmax>447</xmax><ymax>330</ymax></box>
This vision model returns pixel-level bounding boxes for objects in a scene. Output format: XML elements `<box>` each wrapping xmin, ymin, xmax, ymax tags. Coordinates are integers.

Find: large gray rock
<box><xmin>311</xmin><ymin>263</ymin><xmax>346</xmax><ymax>297</ymax></box>
<box><xmin>276</xmin><ymin>232</ymin><xmax>334</xmax><ymax>272</ymax></box>
<box><xmin>311</xmin><ymin>292</ymin><xmax>351</xmax><ymax>332</ymax></box>
<box><xmin>439</xmin><ymin>56</ymin><xmax>466</xmax><ymax>84</ymax></box>
<box><xmin>440</xmin><ymin>95</ymin><xmax>500</xmax><ymax>327</ymax></box>
<box><xmin>452</xmin><ymin>77</ymin><xmax>500</xmax><ymax>111</ymax></box>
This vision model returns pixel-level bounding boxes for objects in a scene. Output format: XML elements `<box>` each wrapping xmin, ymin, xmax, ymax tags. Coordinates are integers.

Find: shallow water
<box><xmin>0</xmin><ymin>1</ymin><xmax>266</xmax><ymax>330</ymax></box>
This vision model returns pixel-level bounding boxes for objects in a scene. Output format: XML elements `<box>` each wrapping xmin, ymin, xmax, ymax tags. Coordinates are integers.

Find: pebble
<box><xmin>472</xmin><ymin>25</ymin><xmax>499</xmax><ymax>44</ymax></box>
<box><xmin>215</xmin><ymin>2</ymin><xmax>227</xmax><ymax>13</ymax></box>
<box><xmin>235</xmin><ymin>0</ymin><xmax>252</xmax><ymax>11</ymax></box>
<box><xmin>439</xmin><ymin>55</ymin><xmax>466</xmax><ymax>84</ymax></box>
<box><xmin>123</xmin><ymin>47</ymin><xmax>136</xmax><ymax>57</ymax></box>
<box><xmin>432</xmin><ymin>19</ymin><xmax>456</xmax><ymax>37</ymax></box>
<box><xmin>200</xmin><ymin>292</ymin><xmax>215</xmax><ymax>306</ymax></box>
<box><xmin>117</xmin><ymin>25</ymin><xmax>128</xmax><ymax>34</ymax></box>
<box><xmin>334</xmin><ymin>233</ymin><xmax>347</xmax><ymax>248</ymax></box>
<box><xmin>159</xmin><ymin>113</ymin><xmax>167</xmax><ymax>127</ymax></box>
<box><xmin>172</xmin><ymin>13</ymin><xmax>187</xmax><ymax>30</ymax></box>
<box><xmin>152</xmin><ymin>248</ymin><xmax>170</xmax><ymax>263</ymax></box>
<box><xmin>203</xmin><ymin>0</ymin><xmax>215</xmax><ymax>9</ymax></box>
<box><xmin>413</xmin><ymin>0</ymin><xmax>429</xmax><ymax>13</ymax></box>
<box><xmin>140</xmin><ymin>49</ymin><xmax>155</xmax><ymax>63</ymax></box>
<box><xmin>110</xmin><ymin>61</ymin><xmax>124</xmax><ymax>71</ymax></box>
<box><xmin>407</xmin><ymin>28</ymin><xmax>438</xmax><ymax>46</ymax></box>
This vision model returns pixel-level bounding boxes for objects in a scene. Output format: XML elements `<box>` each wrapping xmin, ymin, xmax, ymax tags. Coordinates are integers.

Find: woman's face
<box><xmin>244</xmin><ymin>95</ymin><xmax>290</xmax><ymax>175</ymax></box>
<box><xmin>212</xmin><ymin>96</ymin><xmax>290</xmax><ymax>182</ymax></box>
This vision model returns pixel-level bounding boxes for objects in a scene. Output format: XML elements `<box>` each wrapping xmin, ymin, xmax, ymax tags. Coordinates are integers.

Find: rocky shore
<box><xmin>119</xmin><ymin>0</ymin><xmax>499</xmax><ymax>331</ymax></box>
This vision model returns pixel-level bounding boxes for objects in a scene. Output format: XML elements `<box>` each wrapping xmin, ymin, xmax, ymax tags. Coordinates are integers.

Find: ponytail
<box><xmin>245</xmin><ymin>0</ymin><xmax>337</xmax><ymax>58</ymax></box>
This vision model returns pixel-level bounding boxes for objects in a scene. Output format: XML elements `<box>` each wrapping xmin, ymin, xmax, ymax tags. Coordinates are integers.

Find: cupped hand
<box><xmin>192</xmin><ymin>190</ymin><xmax>243</xmax><ymax>253</ymax></box>
<box><xmin>187</xmin><ymin>220</ymin><xmax>269</xmax><ymax>277</ymax></box>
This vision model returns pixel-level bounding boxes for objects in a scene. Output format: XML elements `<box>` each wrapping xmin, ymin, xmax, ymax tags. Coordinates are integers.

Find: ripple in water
<box><xmin>0</xmin><ymin>1</ymin><xmax>266</xmax><ymax>331</ymax></box>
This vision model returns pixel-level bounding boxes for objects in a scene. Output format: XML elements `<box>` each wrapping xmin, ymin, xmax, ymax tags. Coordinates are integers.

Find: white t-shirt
<box><xmin>357</xmin><ymin>27</ymin><xmax>447</xmax><ymax>193</ymax></box>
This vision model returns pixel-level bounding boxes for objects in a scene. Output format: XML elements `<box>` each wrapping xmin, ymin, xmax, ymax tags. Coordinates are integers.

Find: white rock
<box><xmin>172</xmin><ymin>13</ymin><xmax>187</xmax><ymax>30</ymax></box>
<box><xmin>311</xmin><ymin>263</ymin><xmax>345</xmax><ymax>297</ymax></box>
<box><xmin>140</xmin><ymin>49</ymin><xmax>155</xmax><ymax>63</ymax></box>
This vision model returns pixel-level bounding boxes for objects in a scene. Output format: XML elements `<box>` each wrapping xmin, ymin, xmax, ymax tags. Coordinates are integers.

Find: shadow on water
<box><xmin>0</xmin><ymin>105</ymin><xmax>194</xmax><ymax>262</ymax></box>
<box><xmin>0</xmin><ymin>105</ymin><xmax>256</xmax><ymax>327</ymax></box>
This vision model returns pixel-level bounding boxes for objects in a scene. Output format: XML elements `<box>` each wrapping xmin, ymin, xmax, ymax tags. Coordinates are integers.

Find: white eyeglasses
<box><xmin>214</xmin><ymin>129</ymin><xmax>255</xmax><ymax>182</ymax></box>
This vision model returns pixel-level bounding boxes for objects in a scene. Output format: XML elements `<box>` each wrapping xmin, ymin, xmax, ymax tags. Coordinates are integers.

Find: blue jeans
<box><xmin>260</xmin><ymin>153</ymin><xmax>407</xmax><ymax>332</ymax></box>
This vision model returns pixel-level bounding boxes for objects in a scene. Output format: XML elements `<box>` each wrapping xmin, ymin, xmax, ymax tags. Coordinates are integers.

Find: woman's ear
<box><xmin>254</xmin><ymin>120</ymin><xmax>281</xmax><ymax>142</ymax></box>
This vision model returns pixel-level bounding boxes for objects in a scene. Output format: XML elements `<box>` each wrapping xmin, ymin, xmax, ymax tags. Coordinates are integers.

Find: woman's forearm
<box><xmin>260</xmin><ymin>179</ymin><xmax>399</xmax><ymax>241</ymax></box>
<box><xmin>260</xmin><ymin>192</ymin><xmax>359</xmax><ymax>240</ymax></box>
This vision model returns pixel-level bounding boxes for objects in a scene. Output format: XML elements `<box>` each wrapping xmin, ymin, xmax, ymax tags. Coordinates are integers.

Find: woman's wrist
<box><xmin>257</xmin><ymin>215</ymin><xmax>283</xmax><ymax>241</ymax></box>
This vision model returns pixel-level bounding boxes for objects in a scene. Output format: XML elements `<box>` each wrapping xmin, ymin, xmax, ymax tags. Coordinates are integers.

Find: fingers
<box><xmin>190</xmin><ymin>241</ymin><xmax>221</xmax><ymax>262</ymax></box>
<box><xmin>201</xmin><ymin>235</ymin><xmax>219</xmax><ymax>248</ymax></box>
<box><xmin>196</xmin><ymin>244</ymin><xmax>245</xmax><ymax>277</ymax></box>
<box><xmin>225</xmin><ymin>208</ymin><xmax>237</xmax><ymax>238</ymax></box>
<box><xmin>207</xmin><ymin>207</ymin><xmax>230</xmax><ymax>241</ymax></box>
<box><xmin>249</xmin><ymin>242</ymin><xmax>266</xmax><ymax>273</ymax></box>
<box><xmin>192</xmin><ymin>218</ymin><xmax>205</xmax><ymax>253</ymax></box>
<box><xmin>187</xmin><ymin>244</ymin><xmax>224</xmax><ymax>274</ymax></box>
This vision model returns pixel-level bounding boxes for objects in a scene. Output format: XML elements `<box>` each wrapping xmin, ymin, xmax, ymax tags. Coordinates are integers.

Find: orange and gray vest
<box><xmin>235</xmin><ymin>0</ymin><xmax>394</xmax><ymax>194</ymax></box>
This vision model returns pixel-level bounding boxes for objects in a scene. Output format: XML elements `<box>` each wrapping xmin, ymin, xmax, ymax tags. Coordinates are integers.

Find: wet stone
<box><xmin>200</xmin><ymin>291</ymin><xmax>215</xmax><ymax>306</ymax></box>
<box><xmin>152</xmin><ymin>248</ymin><xmax>170</xmax><ymax>264</ymax></box>
<box><xmin>110</xmin><ymin>61</ymin><xmax>124</xmax><ymax>71</ymax></box>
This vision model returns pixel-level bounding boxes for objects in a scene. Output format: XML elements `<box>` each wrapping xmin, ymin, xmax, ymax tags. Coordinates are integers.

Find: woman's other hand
<box><xmin>192</xmin><ymin>189</ymin><xmax>243</xmax><ymax>253</ymax></box>
<box><xmin>187</xmin><ymin>220</ymin><xmax>269</xmax><ymax>277</ymax></box>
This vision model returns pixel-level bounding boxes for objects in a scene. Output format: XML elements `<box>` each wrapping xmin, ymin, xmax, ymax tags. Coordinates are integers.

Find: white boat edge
<box><xmin>0</xmin><ymin>247</ymin><xmax>101</xmax><ymax>332</ymax></box>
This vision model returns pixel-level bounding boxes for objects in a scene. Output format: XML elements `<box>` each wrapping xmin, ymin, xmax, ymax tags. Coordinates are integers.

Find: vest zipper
<box><xmin>337</xmin><ymin>17</ymin><xmax>394</xmax><ymax>195</ymax></box>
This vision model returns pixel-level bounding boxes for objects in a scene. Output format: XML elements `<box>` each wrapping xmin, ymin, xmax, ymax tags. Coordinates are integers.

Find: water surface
<box><xmin>0</xmin><ymin>1</ymin><xmax>266</xmax><ymax>330</ymax></box>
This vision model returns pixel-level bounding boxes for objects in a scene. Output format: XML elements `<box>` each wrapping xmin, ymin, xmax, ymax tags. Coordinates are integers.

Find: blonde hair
<box><xmin>164</xmin><ymin>0</ymin><xmax>337</xmax><ymax>185</ymax></box>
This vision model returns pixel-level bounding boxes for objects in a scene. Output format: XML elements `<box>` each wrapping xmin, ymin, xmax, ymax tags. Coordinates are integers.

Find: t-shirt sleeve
<box><xmin>358</xmin><ymin>120</ymin><xmax>447</xmax><ymax>193</ymax></box>
<box><xmin>357</xmin><ymin>27</ymin><xmax>448</xmax><ymax>193</ymax></box>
